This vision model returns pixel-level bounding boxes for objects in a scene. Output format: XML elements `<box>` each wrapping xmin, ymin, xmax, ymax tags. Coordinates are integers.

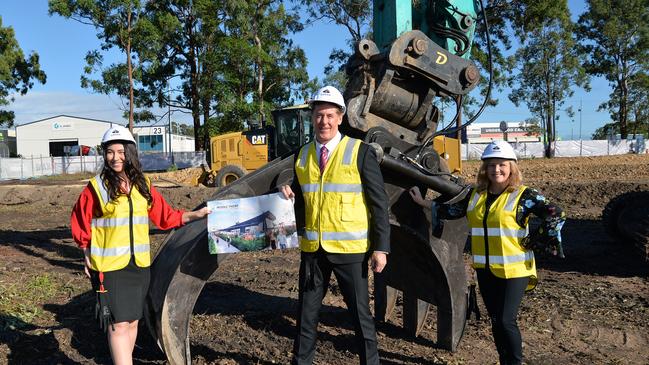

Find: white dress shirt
<box><xmin>315</xmin><ymin>132</ymin><xmax>342</xmax><ymax>166</ymax></box>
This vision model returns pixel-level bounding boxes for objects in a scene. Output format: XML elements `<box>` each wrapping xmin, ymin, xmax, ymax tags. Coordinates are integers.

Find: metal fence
<box><xmin>2</xmin><ymin>140</ymin><xmax>642</xmax><ymax>180</ymax></box>
<box><xmin>0</xmin><ymin>152</ymin><xmax>206</xmax><ymax>180</ymax></box>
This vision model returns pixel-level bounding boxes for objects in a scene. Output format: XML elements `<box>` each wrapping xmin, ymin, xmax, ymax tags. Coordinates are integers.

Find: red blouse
<box><xmin>70</xmin><ymin>183</ymin><xmax>185</xmax><ymax>249</ymax></box>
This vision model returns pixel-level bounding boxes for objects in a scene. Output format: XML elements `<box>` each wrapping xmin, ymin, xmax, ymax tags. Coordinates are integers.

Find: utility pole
<box><xmin>168</xmin><ymin>84</ymin><xmax>174</xmax><ymax>166</ymax></box>
<box><xmin>571</xmin><ymin>119</ymin><xmax>574</xmax><ymax>141</ymax></box>
<box><xmin>578</xmin><ymin>99</ymin><xmax>583</xmax><ymax>156</ymax></box>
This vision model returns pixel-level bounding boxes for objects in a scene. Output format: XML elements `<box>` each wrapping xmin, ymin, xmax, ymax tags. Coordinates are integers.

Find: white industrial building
<box><xmin>15</xmin><ymin>115</ymin><xmax>195</xmax><ymax>157</ymax></box>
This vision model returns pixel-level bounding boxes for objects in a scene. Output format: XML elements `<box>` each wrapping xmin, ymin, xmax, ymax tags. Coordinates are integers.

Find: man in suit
<box><xmin>280</xmin><ymin>85</ymin><xmax>390</xmax><ymax>365</ymax></box>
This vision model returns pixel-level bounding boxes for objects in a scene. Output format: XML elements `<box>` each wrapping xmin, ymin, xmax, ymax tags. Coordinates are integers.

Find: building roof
<box><xmin>16</xmin><ymin>115</ymin><xmax>121</xmax><ymax>128</ymax></box>
<box><xmin>222</xmin><ymin>211</ymin><xmax>276</xmax><ymax>231</ymax></box>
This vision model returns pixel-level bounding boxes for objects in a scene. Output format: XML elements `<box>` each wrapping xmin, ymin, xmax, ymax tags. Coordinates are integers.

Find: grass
<box><xmin>0</xmin><ymin>273</ymin><xmax>63</xmax><ymax>329</ymax></box>
<box><xmin>36</xmin><ymin>172</ymin><xmax>95</xmax><ymax>181</ymax></box>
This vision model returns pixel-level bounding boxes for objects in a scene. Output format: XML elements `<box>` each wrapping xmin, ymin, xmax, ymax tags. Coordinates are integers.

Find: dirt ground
<box><xmin>0</xmin><ymin>154</ymin><xmax>648</xmax><ymax>365</ymax></box>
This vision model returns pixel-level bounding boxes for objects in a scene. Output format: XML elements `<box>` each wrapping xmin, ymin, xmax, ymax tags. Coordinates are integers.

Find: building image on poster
<box><xmin>207</xmin><ymin>192</ymin><xmax>298</xmax><ymax>254</ymax></box>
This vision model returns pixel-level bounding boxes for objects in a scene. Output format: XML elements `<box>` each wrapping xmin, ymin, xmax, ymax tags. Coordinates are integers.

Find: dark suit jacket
<box><xmin>290</xmin><ymin>139</ymin><xmax>390</xmax><ymax>264</ymax></box>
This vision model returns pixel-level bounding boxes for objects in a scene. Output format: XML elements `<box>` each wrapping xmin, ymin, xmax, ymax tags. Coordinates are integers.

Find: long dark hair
<box><xmin>100</xmin><ymin>141</ymin><xmax>152</xmax><ymax>203</ymax></box>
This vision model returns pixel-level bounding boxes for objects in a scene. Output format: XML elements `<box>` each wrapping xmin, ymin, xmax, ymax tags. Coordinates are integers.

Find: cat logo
<box><xmin>251</xmin><ymin>135</ymin><xmax>267</xmax><ymax>145</ymax></box>
<box><xmin>435</xmin><ymin>51</ymin><xmax>448</xmax><ymax>65</ymax></box>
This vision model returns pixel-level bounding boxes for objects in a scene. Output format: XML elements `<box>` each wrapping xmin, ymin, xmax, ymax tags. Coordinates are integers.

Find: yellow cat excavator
<box><xmin>147</xmin><ymin>1</ymin><xmax>494</xmax><ymax>363</ymax></box>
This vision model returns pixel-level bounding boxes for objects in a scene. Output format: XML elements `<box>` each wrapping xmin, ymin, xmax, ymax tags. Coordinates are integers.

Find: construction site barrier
<box><xmin>462</xmin><ymin>139</ymin><xmax>644</xmax><ymax>160</ymax></box>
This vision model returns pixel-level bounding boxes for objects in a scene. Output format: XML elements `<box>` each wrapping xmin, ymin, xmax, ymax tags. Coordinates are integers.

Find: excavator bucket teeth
<box><xmin>374</xmin><ymin>198</ymin><xmax>469</xmax><ymax>351</ymax></box>
<box><xmin>373</xmin><ymin>281</ymin><xmax>398</xmax><ymax>322</ymax></box>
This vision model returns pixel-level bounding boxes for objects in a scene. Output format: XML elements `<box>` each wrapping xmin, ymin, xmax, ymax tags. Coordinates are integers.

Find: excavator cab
<box><xmin>271</xmin><ymin>104</ymin><xmax>313</xmax><ymax>158</ymax></box>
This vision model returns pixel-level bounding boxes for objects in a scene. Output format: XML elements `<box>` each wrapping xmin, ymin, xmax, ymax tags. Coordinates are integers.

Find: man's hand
<box><xmin>280</xmin><ymin>185</ymin><xmax>295</xmax><ymax>200</ymax></box>
<box><xmin>370</xmin><ymin>251</ymin><xmax>387</xmax><ymax>273</ymax></box>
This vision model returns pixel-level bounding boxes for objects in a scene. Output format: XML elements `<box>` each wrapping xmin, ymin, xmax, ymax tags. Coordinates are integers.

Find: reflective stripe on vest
<box><xmin>295</xmin><ymin>137</ymin><xmax>370</xmax><ymax>253</ymax></box>
<box><xmin>90</xmin><ymin>242</ymin><xmax>150</xmax><ymax>257</ymax></box>
<box><xmin>466</xmin><ymin>186</ymin><xmax>537</xmax><ymax>290</ymax></box>
<box><xmin>301</xmin><ymin>183</ymin><xmax>363</xmax><ymax>193</ymax></box>
<box><xmin>89</xmin><ymin>175</ymin><xmax>151</xmax><ymax>272</ymax></box>
<box><xmin>472</xmin><ymin>250</ymin><xmax>534</xmax><ymax>265</ymax></box>
<box><xmin>470</xmin><ymin>227</ymin><xmax>528</xmax><ymax>238</ymax></box>
<box><xmin>92</xmin><ymin>216</ymin><xmax>149</xmax><ymax>227</ymax></box>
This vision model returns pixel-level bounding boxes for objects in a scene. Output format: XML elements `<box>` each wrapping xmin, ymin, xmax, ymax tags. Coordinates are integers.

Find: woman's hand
<box><xmin>82</xmin><ymin>247</ymin><xmax>92</xmax><ymax>278</ymax></box>
<box><xmin>182</xmin><ymin>206</ymin><xmax>211</xmax><ymax>224</ymax></box>
<box><xmin>409</xmin><ymin>186</ymin><xmax>428</xmax><ymax>208</ymax></box>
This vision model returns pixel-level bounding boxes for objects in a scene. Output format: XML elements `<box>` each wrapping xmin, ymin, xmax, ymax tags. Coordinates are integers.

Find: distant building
<box><xmin>463</xmin><ymin>122</ymin><xmax>541</xmax><ymax>144</ymax></box>
<box><xmin>220</xmin><ymin>211</ymin><xmax>277</xmax><ymax>236</ymax></box>
<box><xmin>132</xmin><ymin>125</ymin><xmax>195</xmax><ymax>153</ymax></box>
<box><xmin>15</xmin><ymin>115</ymin><xmax>195</xmax><ymax>157</ymax></box>
<box><xmin>0</xmin><ymin>129</ymin><xmax>17</xmax><ymax>157</ymax></box>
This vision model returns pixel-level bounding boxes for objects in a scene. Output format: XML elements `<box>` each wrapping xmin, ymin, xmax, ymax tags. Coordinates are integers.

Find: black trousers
<box><xmin>476</xmin><ymin>269</ymin><xmax>529</xmax><ymax>365</ymax></box>
<box><xmin>292</xmin><ymin>251</ymin><xmax>379</xmax><ymax>365</ymax></box>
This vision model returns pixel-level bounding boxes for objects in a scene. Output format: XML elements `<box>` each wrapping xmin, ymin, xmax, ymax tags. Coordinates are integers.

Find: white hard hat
<box><xmin>481</xmin><ymin>140</ymin><xmax>517</xmax><ymax>161</ymax></box>
<box><xmin>101</xmin><ymin>125</ymin><xmax>136</xmax><ymax>145</ymax></box>
<box><xmin>308</xmin><ymin>85</ymin><xmax>346</xmax><ymax>114</ymax></box>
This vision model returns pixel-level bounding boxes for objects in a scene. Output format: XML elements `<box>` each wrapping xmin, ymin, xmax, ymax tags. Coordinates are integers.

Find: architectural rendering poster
<box><xmin>207</xmin><ymin>193</ymin><xmax>298</xmax><ymax>254</ymax></box>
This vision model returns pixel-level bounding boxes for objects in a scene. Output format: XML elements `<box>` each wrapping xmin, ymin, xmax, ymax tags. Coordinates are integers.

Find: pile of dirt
<box><xmin>147</xmin><ymin>167</ymin><xmax>205</xmax><ymax>187</ymax></box>
<box><xmin>0</xmin><ymin>154</ymin><xmax>647</xmax><ymax>364</ymax></box>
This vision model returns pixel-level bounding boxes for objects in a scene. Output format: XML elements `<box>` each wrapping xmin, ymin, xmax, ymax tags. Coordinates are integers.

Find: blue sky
<box><xmin>1</xmin><ymin>0</ymin><xmax>610</xmax><ymax>139</ymax></box>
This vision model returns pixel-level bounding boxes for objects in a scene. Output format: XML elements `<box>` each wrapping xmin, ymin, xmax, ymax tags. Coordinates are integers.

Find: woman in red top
<box><xmin>71</xmin><ymin>125</ymin><xmax>209</xmax><ymax>365</ymax></box>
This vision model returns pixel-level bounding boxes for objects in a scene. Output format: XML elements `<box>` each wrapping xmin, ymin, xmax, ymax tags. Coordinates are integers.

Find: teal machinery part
<box><xmin>348</xmin><ymin>0</ymin><xmax>482</xmax><ymax>352</ymax></box>
<box><xmin>373</xmin><ymin>0</ymin><xmax>478</xmax><ymax>58</ymax></box>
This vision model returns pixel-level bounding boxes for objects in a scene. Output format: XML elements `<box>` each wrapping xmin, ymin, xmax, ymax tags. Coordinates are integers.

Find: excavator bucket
<box><xmin>145</xmin><ymin>150</ymin><xmax>470</xmax><ymax>364</ymax></box>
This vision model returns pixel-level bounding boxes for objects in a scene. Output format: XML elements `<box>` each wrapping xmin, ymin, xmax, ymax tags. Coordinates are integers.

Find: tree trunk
<box><xmin>619</xmin><ymin>75</ymin><xmax>629</xmax><ymax>139</ymax></box>
<box><xmin>545</xmin><ymin>68</ymin><xmax>554</xmax><ymax>158</ymax></box>
<box><xmin>254</xmin><ymin>13</ymin><xmax>264</xmax><ymax>125</ymax></box>
<box><xmin>126</xmin><ymin>9</ymin><xmax>134</xmax><ymax>132</ymax></box>
<box><xmin>202</xmin><ymin>96</ymin><xmax>210</xmax><ymax>153</ymax></box>
<box><xmin>187</xmin><ymin>14</ymin><xmax>202</xmax><ymax>151</ymax></box>
<box><xmin>545</xmin><ymin>113</ymin><xmax>554</xmax><ymax>158</ymax></box>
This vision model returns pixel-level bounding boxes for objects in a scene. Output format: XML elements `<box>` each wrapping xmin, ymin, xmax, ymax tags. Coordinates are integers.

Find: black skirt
<box><xmin>90</xmin><ymin>257</ymin><xmax>151</xmax><ymax>323</ymax></box>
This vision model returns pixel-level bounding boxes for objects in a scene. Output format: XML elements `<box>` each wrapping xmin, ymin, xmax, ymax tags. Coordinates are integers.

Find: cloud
<box><xmin>7</xmin><ymin>91</ymin><xmax>185</xmax><ymax>126</ymax></box>
<box><xmin>7</xmin><ymin>91</ymin><xmax>125</xmax><ymax>124</ymax></box>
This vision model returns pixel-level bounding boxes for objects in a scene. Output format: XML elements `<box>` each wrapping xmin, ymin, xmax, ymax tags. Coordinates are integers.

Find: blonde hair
<box><xmin>475</xmin><ymin>160</ymin><xmax>523</xmax><ymax>193</ymax></box>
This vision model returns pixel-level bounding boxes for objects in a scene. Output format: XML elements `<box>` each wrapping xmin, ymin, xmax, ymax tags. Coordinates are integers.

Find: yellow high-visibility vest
<box><xmin>466</xmin><ymin>186</ymin><xmax>537</xmax><ymax>290</ymax></box>
<box><xmin>295</xmin><ymin>136</ymin><xmax>370</xmax><ymax>253</ymax></box>
<box><xmin>88</xmin><ymin>175</ymin><xmax>151</xmax><ymax>272</ymax></box>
